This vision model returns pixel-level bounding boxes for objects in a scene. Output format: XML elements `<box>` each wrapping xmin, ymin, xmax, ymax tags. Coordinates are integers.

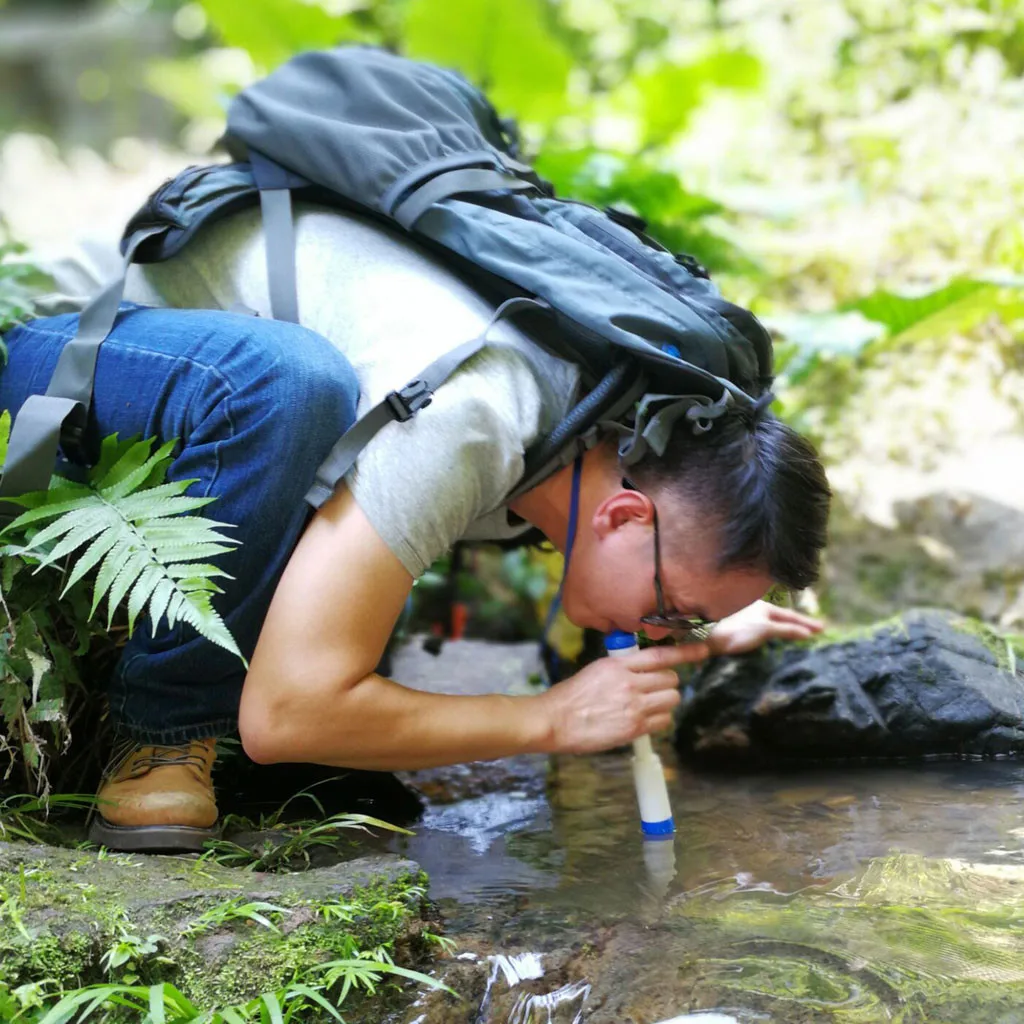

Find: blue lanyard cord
<box><xmin>543</xmin><ymin>455</ymin><xmax>583</xmax><ymax>639</ymax></box>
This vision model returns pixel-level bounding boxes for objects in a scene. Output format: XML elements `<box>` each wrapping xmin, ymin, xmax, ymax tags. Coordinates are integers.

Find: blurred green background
<box><xmin>2</xmin><ymin>0</ymin><xmax>1023</xmax><ymax>642</ymax></box>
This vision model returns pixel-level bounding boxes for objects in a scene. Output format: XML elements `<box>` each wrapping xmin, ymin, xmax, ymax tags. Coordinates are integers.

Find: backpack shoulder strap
<box><xmin>0</xmin><ymin>224</ymin><xmax>165</xmax><ymax>517</ymax></box>
<box><xmin>249</xmin><ymin>151</ymin><xmax>306</xmax><ymax>323</ymax></box>
<box><xmin>305</xmin><ymin>296</ymin><xmax>548</xmax><ymax>508</ymax></box>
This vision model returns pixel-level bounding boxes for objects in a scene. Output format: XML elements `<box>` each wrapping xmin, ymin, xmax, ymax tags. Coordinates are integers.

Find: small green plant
<box><xmin>183</xmin><ymin>897</ymin><xmax>291</xmax><ymax>937</ymax></box>
<box><xmin>422</xmin><ymin>930</ymin><xmax>458</xmax><ymax>956</ymax></box>
<box><xmin>0</xmin><ymin>793</ymin><xmax>95</xmax><ymax>844</ymax></box>
<box><xmin>9</xmin><ymin>950</ymin><xmax>455</xmax><ymax>1024</ymax></box>
<box><xmin>2</xmin><ymin>431</ymin><xmax>242</xmax><ymax>657</ymax></box>
<box><xmin>98</xmin><ymin>928</ymin><xmax>172</xmax><ymax>985</ymax></box>
<box><xmin>0</xmin><ymin>238</ymin><xmax>50</xmax><ymax>341</ymax></box>
<box><xmin>310</xmin><ymin>952</ymin><xmax>452</xmax><ymax>1007</ymax></box>
<box><xmin>0</xmin><ymin>424</ymin><xmax>244</xmax><ymax>794</ymax></box>
<box><xmin>201</xmin><ymin>807</ymin><xmax>413</xmax><ymax>873</ymax></box>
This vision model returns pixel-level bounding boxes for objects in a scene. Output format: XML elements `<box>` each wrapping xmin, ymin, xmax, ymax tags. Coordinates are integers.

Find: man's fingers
<box><xmin>768</xmin><ymin>606</ymin><xmax>823</xmax><ymax>630</ymax></box>
<box><xmin>644</xmin><ymin>713</ymin><xmax>674</xmax><ymax>735</ymax></box>
<box><xmin>626</xmin><ymin>642</ymin><xmax>710</xmax><ymax>670</ymax></box>
<box><xmin>642</xmin><ymin>688</ymin><xmax>682</xmax><ymax>714</ymax></box>
<box><xmin>772</xmin><ymin>622</ymin><xmax>818</xmax><ymax>641</ymax></box>
<box><xmin>634</xmin><ymin>668</ymin><xmax>684</xmax><ymax>692</ymax></box>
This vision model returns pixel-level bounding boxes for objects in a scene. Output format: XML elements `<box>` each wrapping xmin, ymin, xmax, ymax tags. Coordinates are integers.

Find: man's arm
<box><xmin>238</xmin><ymin>485</ymin><xmax>697</xmax><ymax>769</ymax></box>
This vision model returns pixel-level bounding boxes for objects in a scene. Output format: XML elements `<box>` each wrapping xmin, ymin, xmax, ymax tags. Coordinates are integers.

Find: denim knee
<box><xmin>251</xmin><ymin>320</ymin><xmax>361</xmax><ymax>452</ymax></box>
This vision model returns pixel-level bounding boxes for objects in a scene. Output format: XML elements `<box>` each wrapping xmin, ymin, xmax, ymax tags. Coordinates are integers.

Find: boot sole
<box><xmin>88</xmin><ymin>817</ymin><xmax>221</xmax><ymax>853</ymax></box>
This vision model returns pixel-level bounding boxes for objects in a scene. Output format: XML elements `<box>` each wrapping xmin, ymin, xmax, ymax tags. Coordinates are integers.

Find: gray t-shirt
<box><xmin>95</xmin><ymin>204</ymin><xmax>578</xmax><ymax>578</ymax></box>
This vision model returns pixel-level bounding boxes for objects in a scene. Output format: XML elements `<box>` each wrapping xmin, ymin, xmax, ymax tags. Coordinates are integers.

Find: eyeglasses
<box><xmin>622</xmin><ymin>477</ymin><xmax>714</xmax><ymax>643</ymax></box>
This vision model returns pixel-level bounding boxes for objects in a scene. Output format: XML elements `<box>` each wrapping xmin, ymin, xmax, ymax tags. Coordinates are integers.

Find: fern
<box><xmin>2</xmin><ymin>433</ymin><xmax>242</xmax><ymax>658</ymax></box>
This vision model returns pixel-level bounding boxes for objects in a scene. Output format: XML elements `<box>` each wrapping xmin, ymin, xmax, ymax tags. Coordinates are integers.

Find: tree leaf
<box><xmin>404</xmin><ymin>0</ymin><xmax>572</xmax><ymax>123</ymax></box>
<box><xmin>634</xmin><ymin>48</ymin><xmax>764</xmax><ymax>147</ymax></box>
<box><xmin>845</xmin><ymin>278</ymin><xmax>1024</xmax><ymax>347</ymax></box>
<box><xmin>199</xmin><ymin>0</ymin><xmax>362</xmax><ymax>71</ymax></box>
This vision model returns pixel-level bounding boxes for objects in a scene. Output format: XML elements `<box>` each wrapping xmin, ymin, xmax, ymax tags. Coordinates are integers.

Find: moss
<box><xmin>795</xmin><ymin>614</ymin><xmax>909</xmax><ymax>650</ymax></box>
<box><xmin>949</xmin><ymin>615</ymin><xmax>1024</xmax><ymax>674</ymax></box>
<box><xmin>172</xmin><ymin>872</ymin><xmax>431</xmax><ymax>1007</ymax></box>
<box><xmin>0</xmin><ymin>932</ymin><xmax>97</xmax><ymax>988</ymax></box>
<box><xmin>0</xmin><ymin>842</ymin><xmax>431</xmax><ymax>1017</ymax></box>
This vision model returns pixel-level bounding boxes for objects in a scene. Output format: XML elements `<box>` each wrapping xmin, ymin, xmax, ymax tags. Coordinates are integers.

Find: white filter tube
<box><xmin>604</xmin><ymin>632</ymin><xmax>676</xmax><ymax>837</ymax></box>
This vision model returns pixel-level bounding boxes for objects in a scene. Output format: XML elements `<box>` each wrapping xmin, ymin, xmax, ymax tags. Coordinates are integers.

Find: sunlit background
<box><xmin>2</xmin><ymin>0</ymin><xmax>1023</xmax><ymax>638</ymax></box>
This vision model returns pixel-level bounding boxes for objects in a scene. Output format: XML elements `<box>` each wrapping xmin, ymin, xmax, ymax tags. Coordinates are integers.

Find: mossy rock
<box><xmin>676</xmin><ymin>608</ymin><xmax>1024</xmax><ymax>764</ymax></box>
<box><xmin>0</xmin><ymin>839</ymin><xmax>431</xmax><ymax>1008</ymax></box>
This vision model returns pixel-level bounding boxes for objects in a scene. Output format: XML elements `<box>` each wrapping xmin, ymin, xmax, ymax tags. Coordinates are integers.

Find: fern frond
<box><xmin>6</xmin><ymin>438</ymin><xmax>242</xmax><ymax>658</ymax></box>
<box><xmin>59</xmin><ymin>526</ymin><xmax>121</xmax><ymax>596</ymax></box>
<box><xmin>99</xmin><ymin>438</ymin><xmax>177</xmax><ymax>500</ymax></box>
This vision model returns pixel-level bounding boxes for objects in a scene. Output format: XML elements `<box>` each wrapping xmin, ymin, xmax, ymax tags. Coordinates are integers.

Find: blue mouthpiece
<box><xmin>604</xmin><ymin>630</ymin><xmax>638</xmax><ymax>652</ymax></box>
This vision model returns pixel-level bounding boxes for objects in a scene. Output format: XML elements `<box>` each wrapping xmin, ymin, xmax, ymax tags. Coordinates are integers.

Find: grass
<box><xmin>198</xmin><ymin>783</ymin><xmax>414</xmax><ymax>873</ymax></box>
<box><xmin>0</xmin><ymin>961</ymin><xmax>456</xmax><ymax>1024</ymax></box>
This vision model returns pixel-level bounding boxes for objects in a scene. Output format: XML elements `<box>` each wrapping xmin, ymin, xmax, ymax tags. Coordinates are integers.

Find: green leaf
<box><xmin>0</xmin><ymin>409</ymin><xmax>9</xmax><ymax>469</ymax></box>
<box><xmin>199</xmin><ymin>0</ymin><xmax>363</xmax><ymax>70</ymax></box>
<box><xmin>280</xmin><ymin>984</ymin><xmax>344</xmax><ymax>1022</ymax></box>
<box><xmin>404</xmin><ymin>0</ymin><xmax>572</xmax><ymax>123</ymax></box>
<box><xmin>100</xmin><ymin>439</ymin><xmax>177</xmax><ymax>501</ymax></box>
<box><xmin>258</xmin><ymin>991</ymin><xmax>285</xmax><ymax>1024</ymax></box>
<box><xmin>6</xmin><ymin>437</ymin><xmax>243</xmax><ymax>657</ymax></box>
<box><xmin>634</xmin><ymin>48</ymin><xmax>764</xmax><ymax>147</ymax></box>
<box><xmin>148</xmin><ymin>984</ymin><xmax>168</xmax><ymax>1024</ymax></box>
<box><xmin>146</xmin><ymin>57</ymin><xmax>231</xmax><ymax>121</ymax></box>
<box><xmin>845</xmin><ymin>277</ymin><xmax>1024</xmax><ymax>346</ymax></box>
<box><xmin>59</xmin><ymin>525</ymin><xmax>122</xmax><ymax>596</ymax></box>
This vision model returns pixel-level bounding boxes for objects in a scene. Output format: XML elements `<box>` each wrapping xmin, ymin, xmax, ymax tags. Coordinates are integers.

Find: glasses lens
<box><xmin>640</xmin><ymin>613</ymin><xmax>712</xmax><ymax>643</ymax></box>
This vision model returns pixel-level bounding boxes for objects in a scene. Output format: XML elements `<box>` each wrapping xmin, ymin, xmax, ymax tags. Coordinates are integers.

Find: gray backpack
<box><xmin>0</xmin><ymin>46</ymin><xmax>773</xmax><ymax>512</ymax></box>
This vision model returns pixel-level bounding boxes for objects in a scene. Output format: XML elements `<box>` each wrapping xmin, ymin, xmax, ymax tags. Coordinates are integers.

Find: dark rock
<box><xmin>675</xmin><ymin>609</ymin><xmax>1024</xmax><ymax>764</ymax></box>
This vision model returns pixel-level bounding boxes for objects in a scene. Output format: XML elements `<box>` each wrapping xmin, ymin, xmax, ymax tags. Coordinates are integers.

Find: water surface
<box><xmin>388</xmin><ymin>745</ymin><xmax>1024</xmax><ymax>1022</ymax></box>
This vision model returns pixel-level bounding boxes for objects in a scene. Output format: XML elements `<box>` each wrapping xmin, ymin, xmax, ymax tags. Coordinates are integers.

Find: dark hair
<box><xmin>627</xmin><ymin>410</ymin><xmax>831</xmax><ymax>590</ymax></box>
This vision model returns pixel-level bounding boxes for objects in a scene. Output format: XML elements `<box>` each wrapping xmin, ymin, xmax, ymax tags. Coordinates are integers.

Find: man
<box><xmin>5</xmin><ymin>200</ymin><xmax>830</xmax><ymax>851</ymax></box>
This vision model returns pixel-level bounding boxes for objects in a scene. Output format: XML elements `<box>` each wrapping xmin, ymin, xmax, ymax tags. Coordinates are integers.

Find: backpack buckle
<box><xmin>386</xmin><ymin>379</ymin><xmax>433</xmax><ymax>422</ymax></box>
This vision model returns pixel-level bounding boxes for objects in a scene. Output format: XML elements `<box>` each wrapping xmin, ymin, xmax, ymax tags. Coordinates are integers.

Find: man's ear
<box><xmin>592</xmin><ymin>486</ymin><xmax>655</xmax><ymax>540</ymax></box>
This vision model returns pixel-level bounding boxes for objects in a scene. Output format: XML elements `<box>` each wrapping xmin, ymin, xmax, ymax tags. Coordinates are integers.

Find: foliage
<box><xmin>0</xmin><ymin>424</ymin><xmax>242</xmax><ymax>794</ymax></box>
<box><xmin>0</xmin><ymin>238</ymin><xmax>50</xmax><ymax>346</ymax></box>
<box><xmin>0</xmin><ymin>958</ymin><xmax>452</xmax><ymax>1024</ymax></box>
<box><xmin>183</xmin><ymin>898</ymin><xmax>290</xmax><ymax>937</ymax></box>
<box><xmin>3</xmin><ymin>433</ymin><xmax>241</xmax><ymax>656</ymax></box>
<box><xmin>200</xmin><ymin>810</ymin><xmax>413</xmax><ymax>873</ymax></box>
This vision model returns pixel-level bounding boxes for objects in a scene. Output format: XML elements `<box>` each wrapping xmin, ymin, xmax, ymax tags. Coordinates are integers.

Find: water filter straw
<box><xmin>604</xmin><ymin>631</ymin><xmax>676</xmax><ymax>836</ymax></box>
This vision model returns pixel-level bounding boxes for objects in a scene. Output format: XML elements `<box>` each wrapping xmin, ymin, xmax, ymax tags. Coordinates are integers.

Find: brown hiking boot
<box><xmin>88</xmin><ymin>738</ymin><xmax>221</xmax><ymax>853</ymax></box>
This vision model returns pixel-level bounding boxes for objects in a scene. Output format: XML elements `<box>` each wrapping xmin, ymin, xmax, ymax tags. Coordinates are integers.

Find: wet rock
<box><xmin>675</xmin><ymin>609</ymin><xmax>1024</xmax><ymax>764</ymax></box>
<box><xmin>0</xmin><ymin>839</ymin><xmax>429</xmax><ymax>1007</ymax></box>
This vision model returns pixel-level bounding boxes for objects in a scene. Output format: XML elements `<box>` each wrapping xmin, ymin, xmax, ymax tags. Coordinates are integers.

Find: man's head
<box><xmin>560</xmin><ymin>408</ymin><xmax>831</xmax><ymax>637</ymax></box>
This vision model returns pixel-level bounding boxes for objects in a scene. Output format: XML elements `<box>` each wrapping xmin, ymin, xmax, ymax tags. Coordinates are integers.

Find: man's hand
<box><xmin>540</xmin><ymin>643</ymin><xmax>710</xmax><ymax>754</ymax></box>
<box><xmin>707</xmin><ymin>600</ymin><xmax>823</xmax><ymax>657</ymax></box>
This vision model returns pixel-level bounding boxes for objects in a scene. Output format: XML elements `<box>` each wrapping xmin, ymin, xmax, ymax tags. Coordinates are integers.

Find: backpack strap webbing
<box><xmin>392</xmin><ymin>167</ymin><xmax>535</xmax><ymax>231</ymax></box>
<box><xmin>250</xmin><ymin>151</ymin><xmax>307</xmax><ymax>324</ymax></box>
<box><xmin>0</xmin><ymin>223</ymin><xmax>165</xmax><ymax>519</ymax></box>
<box><xmin>304</xmin><ymin>295</ymin><xmax>549</xmax><ymax>509</ymax></box>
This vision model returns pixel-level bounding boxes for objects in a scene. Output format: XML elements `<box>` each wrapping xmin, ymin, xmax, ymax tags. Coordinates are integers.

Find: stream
<box><xmin>376</xmin><ymin>641</ymin><xmax>1024</xmax><ymax>1023</ymax></box>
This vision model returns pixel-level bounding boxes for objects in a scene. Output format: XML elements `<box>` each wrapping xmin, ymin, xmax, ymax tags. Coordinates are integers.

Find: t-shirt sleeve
<box><xmin>346</xmin><ymin>345</ymin><xmax>547</xmax><ymax>578</ymax></box>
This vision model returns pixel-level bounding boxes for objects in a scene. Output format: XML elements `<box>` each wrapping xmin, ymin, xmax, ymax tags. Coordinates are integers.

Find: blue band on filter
<box><xmin>604</xmin><ymin>630</ymin><xmax>637</xmax><ymax>652</ymax></box>
<box><xmin>640</xmin><ymin>817</ymin><xmax>676</xmax><ymax>836</ymax></box>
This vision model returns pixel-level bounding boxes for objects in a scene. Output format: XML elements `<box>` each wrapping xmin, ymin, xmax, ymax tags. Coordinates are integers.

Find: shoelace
<box><xmin>108</xmin><ymin>740</ymin><xmax>211</xmax><ymax>778</ymax></box>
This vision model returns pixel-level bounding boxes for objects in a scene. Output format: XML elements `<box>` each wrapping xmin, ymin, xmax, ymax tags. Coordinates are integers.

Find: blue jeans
<box><xmin>0</xmin><ymin>306</ymin><xmax>359</xmax><ymax>743</ymax></box>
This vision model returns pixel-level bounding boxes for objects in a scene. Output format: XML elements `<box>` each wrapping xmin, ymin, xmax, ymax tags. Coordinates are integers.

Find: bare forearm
<box><xmin>251</xmin><ymin>672</ymin><xmax>555</xmax><ymax>770</ymax></box>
